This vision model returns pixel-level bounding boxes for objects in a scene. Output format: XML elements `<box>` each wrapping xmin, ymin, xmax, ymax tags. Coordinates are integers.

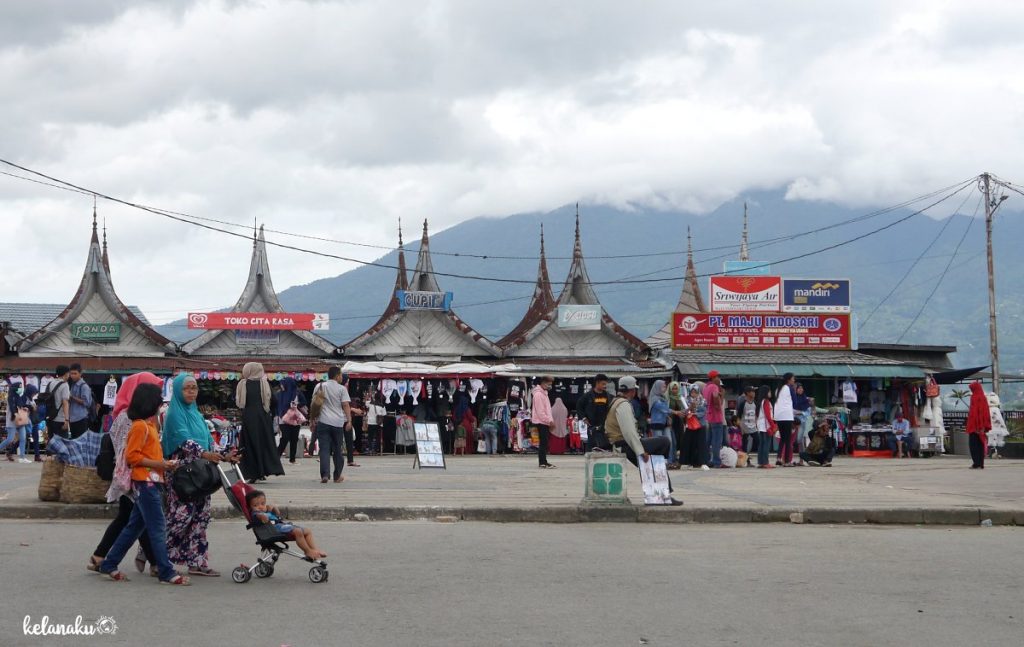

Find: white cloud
<box><xmin>2</xmin><ymin>0</ymin><xmax>1023</xmax><ymax>321</ymax></box>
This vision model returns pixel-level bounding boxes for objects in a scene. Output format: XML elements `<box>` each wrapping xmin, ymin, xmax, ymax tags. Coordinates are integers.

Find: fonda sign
<box><xmin>397</xmin><ymin>290</ymin><xmax>453</xmax><ymax>312</ymax></box>
<box><xmin>672</xmin><ymin>312</ymin><xmax>852</xmax><ymax>350</ymax></box>
<box><xmin>187</xmin><ymin>312</ymin><xmax>329</xmax><ymax>331</ymax></box>
<box><xmin>71</xmin><ymin>322</ymin><xmax>121</xmax><ymax>342</ymax></box>
<box><xmin>709</xmin><ymin>276</ymin><xmax>781</xmax><ymax>313</ymax></box>
<box><xmin>782</xmin><ymin>279</ymin><xmax>851</xmax><ymax>313</ymax></box>
<box><xmin>557</xmin><ymin>305</ymin><xmax>602</xmax><ymax>330</ymax></box>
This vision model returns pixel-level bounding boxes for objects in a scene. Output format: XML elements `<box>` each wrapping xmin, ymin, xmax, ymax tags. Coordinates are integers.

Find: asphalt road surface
<box><xmin>0</xmin><ymin>520</ymin><xmax>1019</xmax><ymax>647</ymax></box>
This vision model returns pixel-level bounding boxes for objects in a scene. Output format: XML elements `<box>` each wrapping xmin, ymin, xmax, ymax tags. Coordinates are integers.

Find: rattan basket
<box><xmin>37</xmin><ymin>459</ymin><xmax>65</xmax><ymax>502</ymax></box>
<box><xmin>59</xmin><ymin>464</ymin><xmax>108</xmax><ymax>504</ymax></box>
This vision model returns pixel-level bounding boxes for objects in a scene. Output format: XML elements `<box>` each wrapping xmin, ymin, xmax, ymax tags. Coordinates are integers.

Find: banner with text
<box><xmin>782</xmin><ymin>279</ymin><xmax>851</xmax><ymax>313</ymax></box>
<box><xmin>557</xmin><ymin>305</ymin><xmax>603</xmax><ymax>330</ymax></box>
<box><xmin>671</xmin><ymin>312</ymin><xmax>852</xmax><ymax>350</ymax></box>
<box><xmin>709</xmin><ymin>276</ymin><xmax>781</xmax><ymax>312</ymax></box>
<box><xmin>188</xmin><ymin>312</ymin><xmax>329</xmax><ymax>331</ymax></box>
<box><xmin>397</xmin><ymin>290</ymin><xmax>453</xmax><ymax>312</ymax></box>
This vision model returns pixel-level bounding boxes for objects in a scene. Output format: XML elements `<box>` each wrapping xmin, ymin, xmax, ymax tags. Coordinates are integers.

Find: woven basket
<box><xmin>37</xmin><ymin>459</ymin><xmax>65</xmax><ymax>502</ymax></box>
<box><xmin>59</xmin><ymin>464</ymin><xmax>109</xmax><ymax>504</ymax></box>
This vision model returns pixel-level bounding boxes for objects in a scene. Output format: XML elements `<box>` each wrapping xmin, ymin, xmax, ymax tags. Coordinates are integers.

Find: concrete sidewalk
<box><xmin>1</xmin><ymin>452</ymin><xmax>1021</xmax><ymax>525</ymax></box>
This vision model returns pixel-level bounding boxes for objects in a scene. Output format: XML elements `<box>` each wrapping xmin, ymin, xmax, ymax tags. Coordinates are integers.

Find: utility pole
<box><xmin>982</xmin><ymin>173</ymin><xmax>1001</xmax><ymax>394</ymax></box>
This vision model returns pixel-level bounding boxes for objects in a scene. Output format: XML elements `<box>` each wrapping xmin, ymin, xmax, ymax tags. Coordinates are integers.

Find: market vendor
<box><xmin>889</xmin><ymin>412</ymin><xmax>911</xmax><ymax>458</ymax></box>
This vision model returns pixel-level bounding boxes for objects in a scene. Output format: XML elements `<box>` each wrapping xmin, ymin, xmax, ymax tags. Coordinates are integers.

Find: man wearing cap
<box><xmin>604</xmin><ymin>376</ymin><xmax>683</xmax><ymax>506</ymax></box>
<box><xmin>703</xmin><ymin>370</ymin><xmax>727</xmax><ymax>468</ymax></box>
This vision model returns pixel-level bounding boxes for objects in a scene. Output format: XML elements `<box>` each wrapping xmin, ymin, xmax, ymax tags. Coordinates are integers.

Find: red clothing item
<box><xmin>966</xmin><ymin>381</ymin><xmax>991</xmax><ymax>435</ymax></box>
<box><xmin>703</xmin><ymin>382</ymin><xmax>725</xmax><ymax>424</ymax></box>
<box><xmin>761</xmin><ymin>400</ymin><xmax>777</xmax><ymax>433</ymax></box>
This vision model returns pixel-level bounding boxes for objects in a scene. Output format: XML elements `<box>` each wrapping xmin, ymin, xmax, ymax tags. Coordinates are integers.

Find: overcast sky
<box><xmin>3</xmin><ymin>0</ymin><xmax>1022</xmax><ymax>324</ymax></box>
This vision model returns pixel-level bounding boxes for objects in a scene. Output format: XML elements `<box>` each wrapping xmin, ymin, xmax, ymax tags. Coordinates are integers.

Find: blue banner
<box><xmin>782</xmin><ymin>279</ymin><xmax>851</xmax><ymax>313</ymax></box>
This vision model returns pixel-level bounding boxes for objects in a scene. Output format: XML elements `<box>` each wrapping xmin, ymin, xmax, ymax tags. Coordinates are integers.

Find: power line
<box><xmin>859</xmin><ymin>189</ymin><xmax>979</xmax><ymax>329</ymax></box>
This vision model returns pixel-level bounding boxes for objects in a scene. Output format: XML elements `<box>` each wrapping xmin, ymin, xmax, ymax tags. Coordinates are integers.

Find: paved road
<box><xmin>0</xmin><ymin>520</ymin><xmax>1019</xmax><ymax>646</ymax></box>
<box><xmin>2</xmin><ymin>454</ymin><xmax>1023</xmax><ymax>522</ymax></box>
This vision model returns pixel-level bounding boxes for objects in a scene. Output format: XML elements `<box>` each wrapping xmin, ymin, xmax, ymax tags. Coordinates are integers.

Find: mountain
<box><xmin>157</xmin><ymin>189</ymin><xmax>1024</xmax><ymax>376</ymax></box>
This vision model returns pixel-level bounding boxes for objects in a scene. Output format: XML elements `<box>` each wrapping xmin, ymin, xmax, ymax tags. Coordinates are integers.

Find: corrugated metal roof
<box><xmin>0</xmin><ymin>302</ymin><xmax>152</xmax><ymax>336</ymax></box>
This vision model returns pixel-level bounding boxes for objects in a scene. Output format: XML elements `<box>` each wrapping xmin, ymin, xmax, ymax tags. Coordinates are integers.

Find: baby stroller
<box><xmin>218</xmin><ymin>462</ymin><xmax>329</xmax><ymax>584</ymax></box>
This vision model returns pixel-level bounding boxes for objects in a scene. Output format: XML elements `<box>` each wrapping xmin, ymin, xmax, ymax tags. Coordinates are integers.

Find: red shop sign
<box><xmin>188</xmin><ymin>312</ymin><xmax>317</xmax><ymax>331</ymax></box>
<box><xmin>671</xmin><ymin>312</ymin><xmax>852</xmax><ymax>350</ymax></box>
<box><xmin>709</xmin><ymin>276</ymin><xmax>781</xmax><ymax>312</ymax></box>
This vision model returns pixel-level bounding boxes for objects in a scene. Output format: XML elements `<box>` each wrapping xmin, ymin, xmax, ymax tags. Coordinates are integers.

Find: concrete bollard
<box><xmin>581</xmin><ymin>451</ymin><xmax>629</xmax><ymax>505</ymax></box>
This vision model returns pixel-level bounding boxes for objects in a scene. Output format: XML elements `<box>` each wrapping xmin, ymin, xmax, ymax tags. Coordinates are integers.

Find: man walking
<box><xmin>605</xmin><ymin>376</ymin><xmax>682</xmax><ymax>506</ymax></box>
<box><xmin>66</xmin><ymin>363</ymin><xmax>93</xmax><ymax>439</ymax></box>
<box><xmin>315</xmin><ymin>366</ymin><xmax>352</xmax><ymax>484</ymax></box>
<box><xmin>703</xmin><ymin>371</ymin><xmax>726</xmax><ymax>468</ymax></box>
<box><xmin>577</xmin><ymin>374</ymin><xmax>611</xmax><ymax>452</ymax></box>
<box><xmin>45</xmin><ymin>365</ymin><xmax>72</xmax><ymax>440</ymax></box>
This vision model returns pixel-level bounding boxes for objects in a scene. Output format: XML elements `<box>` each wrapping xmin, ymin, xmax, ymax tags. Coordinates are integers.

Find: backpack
<box><xmin>95</xmin><ymin>433</ymin><xmax>115</xmax><ymax>481</ymax></box>
<box><xmin>39</xmin><ymin>381</ymin><xmax>62</xmax><ymax>422</ymax></box>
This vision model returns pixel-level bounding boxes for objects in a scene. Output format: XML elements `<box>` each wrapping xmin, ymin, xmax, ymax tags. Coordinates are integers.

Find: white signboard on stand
<box><xmin>414</xmin><ymin>423</ymin><xmax>446</xmax><ymax>469</ymax></box>
<box><xmin>638</xmin><ymin>455</ymin><xmax>673</xmax><ymax>505</ymax></box>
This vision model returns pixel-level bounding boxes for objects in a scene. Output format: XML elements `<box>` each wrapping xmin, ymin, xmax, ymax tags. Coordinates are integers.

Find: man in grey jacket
<box><xmin>604</xmin><ymin>376</ymin><xmax>683</xmax><ymax>506</ymax></box>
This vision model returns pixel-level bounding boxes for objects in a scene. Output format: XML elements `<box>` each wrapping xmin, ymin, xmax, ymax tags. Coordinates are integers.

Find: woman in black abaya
<box><xmin>236</xmin><ymin>362</ymin><xmax>284</xmax><ymax>482</ymax></box>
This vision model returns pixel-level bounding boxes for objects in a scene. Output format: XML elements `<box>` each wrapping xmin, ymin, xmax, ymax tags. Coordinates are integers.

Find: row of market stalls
<box><xmin>0</xmin><ymin>209</ymin><xmax>962</xmax><ymax>455</ymax></box>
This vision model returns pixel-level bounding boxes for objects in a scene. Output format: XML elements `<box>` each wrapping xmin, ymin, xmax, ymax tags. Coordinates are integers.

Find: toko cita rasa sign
<box><xmin>709</xmin><ymin>276</ymin><xmax>781</xmax><ymax>312</ymax></box>
<box><xmin>187</xmin><ymin>312</ymin><xmax>330</xmax><ymax>331</ymax></box>
<box><xmin>672</xmin><ymin>312</ymin><xmax>852</xmax><ymax>350</ymax></box>
<box><xmin>557</xmin><ymin>305</ymin><xmax>603</xmax><ymax>330</ymax></box>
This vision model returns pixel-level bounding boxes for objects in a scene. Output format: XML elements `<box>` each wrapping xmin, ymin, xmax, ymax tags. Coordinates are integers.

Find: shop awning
<box><xmin>930</xmin><ymin>366</ymin><xmax>988</xmax><ymax>384</ymax></box>
<box><xmin>694</xmin><ymin>363</ymin><xmax>924</xmax><ymax>379</ymax></box>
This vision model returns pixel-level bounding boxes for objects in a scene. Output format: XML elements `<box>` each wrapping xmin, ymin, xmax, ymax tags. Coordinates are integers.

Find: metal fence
<box><xmin>944</xmin><ymin>409</ymin><xmax>1024</xmax><ymax>430</ymax></box>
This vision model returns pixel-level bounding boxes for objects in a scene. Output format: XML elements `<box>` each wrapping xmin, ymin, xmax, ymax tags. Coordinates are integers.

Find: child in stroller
<box><xmin>246</xmin><ymin>490</ymin><xmax>326</xmax><ymax>559</ymax></box>
<box><xmin>219</xmin><ymin>462</ymin><xmax>329</xmax><ymax>584</ymax></box>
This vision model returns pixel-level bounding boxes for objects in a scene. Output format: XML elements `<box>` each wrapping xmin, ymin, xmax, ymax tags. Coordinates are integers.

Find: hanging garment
<box><xmin>102</xmin><ymin>378</ymin><xmax>119</xmax><ymax>407</ymax></box>
<box><xmin>468</xmin><ymin>379</ymin><xmax>483</xmax><ymax>403</ymax></box>
<box><xmin>162</xmin><ymin>377</ymin><xmax>174</xmax><ymax>402</ymax></box>
<box><xmin>426</xmin><ymin>380</ymin><xmax>434</xmax><ymax>399</ymax></box>
<box><xmin>987</xmin><ymin>393</ymin><xmax>1009</xmax><ymax>449</ymax></box>
<box><xmin>381</xmin><ymin>379</ymin><xmax>398</xmax><ymax>403</ymax></box>
<box><xmin>396</xmin><ymin>380</ymin><xmax>409</xmax><ymax>403</ymax></box>
<box><xmin>24</xmin><ymin>375</ymin><xmax>40</xmax><ymax>392</ymax></box>
<box><xmin>842</xmin><ymin>380</ymin><xmax>858</xmax><ymax>404</ymax></box>
<box><xmin>550</xmin><ymin>398</ymin><xmax>569</xmax><ymax>438</ymax></box>
<box><xmin>410</xmin><ymin>380</ymin><xmax>423</xmax><ymax>405</ymax></box>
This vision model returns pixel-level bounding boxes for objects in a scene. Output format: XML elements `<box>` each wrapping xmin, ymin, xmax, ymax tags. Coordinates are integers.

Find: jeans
<box><xmin>707</xmin><ymin>423</ymin><xmax>725</xmax><ymax>467</ymax></box>
<box><xmin>757</xmin><ymin>432</ymin><xmax>772</xmax><ymax>466</ymax></box>
<box><xmin>99</xmin><ymin>482</ymin><xmax>176</xmax><ymax>581</ymax></box>
<box><xmin>776</xmin><ymin>421</ymin><xmax>794</xmax><ymax>464</ymax></box>
<box><xmin>614</xmin><ymin>437</ymin><xmax>674</xmax><ymax>493</ymax></box>
<box><xmin>95</xmin><ymin>495</ymin><xmax>155</xmax><ymax>564</ymax></box>
<box><xmin>316</xmin><ymin>423</ymin><xmax>345</xmax><ymax>480</ymax></box>
<box><xmin>649</xmin><ymin>424</ymin><xmax>674</xmax><ymax>465</ymax></box>
<box><xmin>484</xmin><ymin>429</ymin><xmax>498</xmax><ymax>454</ymax></box>
<box><xmin>277</xmin><ymin>423</ymin><xmax>300</xmax><ymax>462</ymax></box>
<box><xmin>799</xmin><ymin>449</ymin><xmax>835</xmax><ymax>465</ymax></box>
<box><xmin>0</xmin><ymin>425</ymin><xmax>29</xmax><ymax>456</ymax></box>
<box><xmin>585</xmin><ymin>426</ymin><xmax>609</xmax><ymax>452</ymax></box>
<box><xmin>535</xmin><ymin>424</ymin><xmax>551</xmax><ymax>465</ymax></box>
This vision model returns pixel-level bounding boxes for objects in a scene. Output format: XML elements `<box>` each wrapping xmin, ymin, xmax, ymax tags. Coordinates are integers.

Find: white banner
<box><xmin>557</xmin><ymin>305</ymin><xmax>602</xmax><ymax>330</ymax></box>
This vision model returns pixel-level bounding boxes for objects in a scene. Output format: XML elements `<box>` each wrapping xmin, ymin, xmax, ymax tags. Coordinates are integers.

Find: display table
<box><xmin>848</xmin><ymin>426</ymin><xmax>893</xmax><ymax>458</ymax></box>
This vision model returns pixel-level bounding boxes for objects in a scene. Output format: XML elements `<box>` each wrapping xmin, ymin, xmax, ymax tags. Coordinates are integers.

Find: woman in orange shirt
<box><xmin>97</xmin><ymin>383</ymin><xmax>190</xmax><ymax>585</ymax></box>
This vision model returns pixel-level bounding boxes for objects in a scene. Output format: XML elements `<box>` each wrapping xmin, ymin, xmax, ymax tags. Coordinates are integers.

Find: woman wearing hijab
<box><xmin>647</xmin><ymin>380</ymin><xmax>675</xmax><ymax>469</ymax></box>
<box><xmin>681</xmin><ymin>383</ymin><xmax>708</xmax><ymax>469</ymax></box>
<box><xmin>164</xmin><ymin>373</ymin><xmax>236</xmax><ymax>577</ymax></box>
<box><xmin>666</xmin><ymin>382</ymin><xmax>687</xmax><ymax>468</ymax></box>
<box><xmin>966</xmin><ymin>381</ymin><xmax>991</xmax><ymax>469</ymax></box>
<box><xmin>2</xmin><ymin>383</ymin><xmax>34</xmax><ymax>462</ymax></box>
<box><xmin>236</xmin><ymin>362</ymin><xmax>285</xmax><ymax>482</ymax></box>
<box><xmin>87</xmin><ymin>373</ymin><xmax>162</xmax><ymax>574</ymax></box>
<box><xmin>275</xmin><ymin>377</ymin><xmax>307</xmax><ymax>464</ymax></box>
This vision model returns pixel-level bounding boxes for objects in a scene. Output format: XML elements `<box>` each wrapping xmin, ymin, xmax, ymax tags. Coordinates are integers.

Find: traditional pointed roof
<box><xmin>343</xmin><ymin>219</ymin><xmax>501</xmax><ymax>361</ymax></box>
<box><xmin>17</xmin><ymin>211</ymin><xmax>175</xmax><ymax>357</ymax></box>
<box><xmin>740</xmin><ymin>202</ymin><xmax>750</xmax><ymax>261</ymax></box>
<box><xmin>182</xmin><ymin>225</ymin><xmax>336</xmax><ymax>356</ymax></box>
<box><xmin>646</xmin><ymin>226</ymin><xmax>707</xmax><ymax>350</ymax></box>
<box><xmin>501</xmin><ymin>205</ymin><xmax>648</xmax><ymax>358</ymax></box>
<box><xmin>496</xmin><ymin>224</ymin><xmax>556</xmax><ymax>348</ymax></box>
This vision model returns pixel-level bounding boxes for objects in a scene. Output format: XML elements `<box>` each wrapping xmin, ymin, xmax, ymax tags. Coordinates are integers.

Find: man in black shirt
<box><xmin>577</xmin><ymin>374</ymin><xmax>611</xmax><ymax>451</ymax></box>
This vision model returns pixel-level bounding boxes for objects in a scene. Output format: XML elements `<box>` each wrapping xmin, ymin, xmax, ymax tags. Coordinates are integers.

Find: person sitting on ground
<box><xmin>799</xmin><ymin>422</ymin><xmax>835</xmax><ymax>467</ymax></box>
<box><xmin>605</xmin><ymin>376</ymin><xmax>683</xmax><ymax>506</ymax></box>
<box><xmin>727</xmin><ymin>415</ymin><xmax>743</xmax><ymax>452</ymax></box>
<box><xmin>246</xmin><ymin>490</ymin><xmax>326</xmax><ymax>560</ymax></box>
<box><xmin>890</xmin><ymin>412</ymin><xmax>911</xmax><ymax>458</ymax></box>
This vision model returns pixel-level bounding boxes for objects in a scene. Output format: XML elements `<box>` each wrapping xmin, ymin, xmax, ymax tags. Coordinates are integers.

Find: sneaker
<box><xmin>807</xmin><ymin>460</ymin><xmax>821</xmax><ymax>467</ymax></box>
<box><xmin>700</xmin><ymin>465</ymin><xmax>710</xmax><ymax>471</ymax></box>
<box><xmin>822</xmin><ymin>462</ymin><xmax>833</xmax><ymax>467</ymax></box>
<box><xmin>669</xmin><ymin>498</ymin><xmax>684</xmax><ymax>506</ymax></box>
<box><xmin>18</xmin><ymin>458</ymin><xmax>32</xmax><ymax>464</ymax></box>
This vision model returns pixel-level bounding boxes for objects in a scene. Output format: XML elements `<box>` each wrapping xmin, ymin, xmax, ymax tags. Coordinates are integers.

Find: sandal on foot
<box><xmin>150</xmin><ymin>566</ymin><xmax>159</xmax><ymax>577</ymax></box>
<box><xmin>101</xmin><ymin>570</ymin><xmax>129</xmax><ymax>582</ymax></box>
<box><xmin>87</xmin><ymin>555</ymin><xmax>103</xmax><ymax>572</ymax></box>
<box><xmin>160</xmin><ymin>575</ymin><xmax>191</xmax><ymax>586</ymax></box>
<box><xmin>188</xmin><ymin>567</ymin><xmax>220</xmax><ymax>577</ymax></box>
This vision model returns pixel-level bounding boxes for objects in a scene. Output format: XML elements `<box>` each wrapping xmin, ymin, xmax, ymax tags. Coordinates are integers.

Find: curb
<box><xmin>1</xmin><ymin>503</ymin><xmax>1020</xmax><ymax>525</ymax></box>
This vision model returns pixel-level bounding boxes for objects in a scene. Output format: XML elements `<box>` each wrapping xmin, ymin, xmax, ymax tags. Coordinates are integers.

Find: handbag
<box><xmin>477</xmin><ymin>439</ymin><xmax>487</xmax><ymax>453</ymax></box>
<box><xmin>14</xmin><ymin>407</ymin><xmax>31</xmax><ymax>427</ymax></box>
<box><xmin>309</xmin><ymin>385</ymin><xmax>326</xmax><ymax>422</ymax></box>
<box><xmin>686</xmin><ymin>414</ymin><xmax>702</xmax><ymax>431</ymax></box>
<box><xmin>171</xmin><ymin>458</ymin><xmax>222</xmax><ymax>502</ymax></box>
<box><xmin>95</xmin><ymin>433</ymin><xmax>116</xmax><ymax>481</ymax></box>
<box><xmin>280</xmin><ymin>401</ymin><xmax>307</xmax><ymax>427</ymax></box>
